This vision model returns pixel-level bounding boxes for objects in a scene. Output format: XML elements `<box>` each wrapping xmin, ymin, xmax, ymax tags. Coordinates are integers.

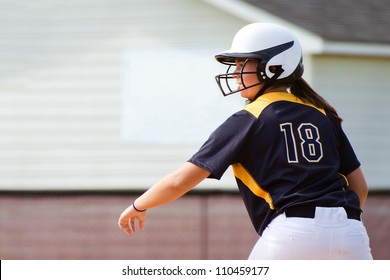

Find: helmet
<box><xmin>215</xmin><ymin>22</ymin><xmax>304</xmax><ymax>98</ymax></box>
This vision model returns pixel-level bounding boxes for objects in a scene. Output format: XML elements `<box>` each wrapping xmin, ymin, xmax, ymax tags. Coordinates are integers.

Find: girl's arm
<box><xmin>118</xmin><ymin>162</ymin><xmax>210</xmax><ymax>236</ymax></box>
<box><xmin>346</xmin><ymin>167</ymin><xmax>369</xmax><ymax>209</ymax></box>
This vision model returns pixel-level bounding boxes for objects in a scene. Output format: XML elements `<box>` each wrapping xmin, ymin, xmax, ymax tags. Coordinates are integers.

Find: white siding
<box><xmin>0</xmin><ymin>0</ymin><xmax>247</xmax><ymax>191</ymax></box>
<box><xmin>1</xmin><ymin>0</ymin><xmax>388</xmax><ymax>192</ymax></box>
<box><xmin>310</xmin><ymin>55</ymin><xmax>390</xmax><ymax>190</ymax></box>
<box><xmin>121</xmin><ymin>47</ymin><xmax>244</xmax><ymax>144</ymax></box>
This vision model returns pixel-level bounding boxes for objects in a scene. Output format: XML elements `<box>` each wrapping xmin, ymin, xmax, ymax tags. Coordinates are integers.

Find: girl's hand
<box><xmin>118</xmin><ymin>204</ymin><xmax>146</xmax><ymax>236</ymax></box>
<box><xmin>117</xmin><ymin>164</ymin><xmax>209</xmax><ymax>236</ymax></box>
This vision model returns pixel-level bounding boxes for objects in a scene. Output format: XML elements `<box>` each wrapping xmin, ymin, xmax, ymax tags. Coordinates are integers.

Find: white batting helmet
<box><xmin>215</xmin><ymin>22</ymin><xmax>304</xmax><ymax>97</ymax></box>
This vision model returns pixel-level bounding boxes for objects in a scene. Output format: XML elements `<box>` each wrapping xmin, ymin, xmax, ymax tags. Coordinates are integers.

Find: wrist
<box><xmin>132</xmin><ymin>201</ymin><xmax>146</xmax><ymax>212</ymax></box>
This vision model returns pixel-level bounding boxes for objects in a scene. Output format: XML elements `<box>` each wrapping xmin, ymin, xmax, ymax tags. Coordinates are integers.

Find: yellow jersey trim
<box><xmin>232</xmin><ymin>163</ymin><xmax>275</xmax><ymax>210</ymax></box>
<box><xmin>244</xmin><ymin>91</ymin><xmax>327</xmax><ymax>118</ymax></box>
<box><xmin>339</xmin><ymin>173</ymin><xmax>349</xmax><ymax>187</ymax></box>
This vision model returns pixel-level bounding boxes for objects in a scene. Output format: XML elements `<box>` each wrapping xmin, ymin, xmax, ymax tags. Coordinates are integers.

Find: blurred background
<box><xmin>0</xmin><ymin>0</ymin><xmax>389</xmax><ymax>259</ymax></box>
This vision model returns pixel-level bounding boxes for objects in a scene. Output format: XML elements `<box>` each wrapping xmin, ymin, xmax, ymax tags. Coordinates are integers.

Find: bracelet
<box><xmin>132</xmin><ymin>202</ymin><xmax>146</xmax><ymax>212</ymax></box>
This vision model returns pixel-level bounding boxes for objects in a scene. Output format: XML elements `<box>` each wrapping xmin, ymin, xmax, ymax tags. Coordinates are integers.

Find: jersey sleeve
<box><xmin>338</xmin><ymin>127</ymin><xmax>361</xmax><ymax>175</ymax></box>
<box><xmin>328</xmin><ymin>113</ymin><xmax>361</xmax><ymax>175</ymax></box>
<box><xmin>188</xmin><ymin>110</ymin><xmax>256</xmax><ymax>180</ymax></box>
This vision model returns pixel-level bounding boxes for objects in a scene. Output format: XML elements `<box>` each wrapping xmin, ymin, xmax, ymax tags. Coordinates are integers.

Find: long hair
<box><xmin>290</xmin><ymin>78</ymin><xmax>342</xmax><ymax>123</ymax></box>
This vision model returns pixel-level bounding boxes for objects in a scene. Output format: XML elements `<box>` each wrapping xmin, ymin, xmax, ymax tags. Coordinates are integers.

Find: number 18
<box><xmin>280</xmin><ymin>122</ymin><xmax>323</xmax><ymax>163</ymax></box>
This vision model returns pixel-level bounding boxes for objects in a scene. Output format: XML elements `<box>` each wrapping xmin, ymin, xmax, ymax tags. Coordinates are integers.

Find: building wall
<box><xmin>0</xmin><ymin>192</ymin><xmax>388</xmax><ymax>260</ymax></box>
<box><xmin>0</xmin><ymin>1</ymin><xmax>387</xmax><ymax>192</ymax></box>
<box><xmin>0</xmin><ymin>0</ymin><xmax>246</xmax><ymax>191</ymax></box>
<box><xmin>310</xmin><ymin>55</ymin><xmax>390</xmax><ymax>190</ymax></box>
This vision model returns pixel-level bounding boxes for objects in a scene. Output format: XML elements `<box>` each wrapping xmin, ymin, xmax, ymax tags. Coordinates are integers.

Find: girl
<box><xmin>118</xmin><ymin>22</ymin><xmax>372</xmax><ymax>260</ymax></box>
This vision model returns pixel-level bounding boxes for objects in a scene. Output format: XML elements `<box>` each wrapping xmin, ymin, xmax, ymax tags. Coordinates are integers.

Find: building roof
<box><xmin>242</xmin><ymin>0</ymin><xmax>390</xmax><ymax>44</ymax></box>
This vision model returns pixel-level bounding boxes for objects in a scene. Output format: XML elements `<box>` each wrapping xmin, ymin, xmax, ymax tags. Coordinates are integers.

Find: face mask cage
<box><xmin>215</xmin><ymin>59</ymin><xmax>262</xmax><ymax>96</ymax></box>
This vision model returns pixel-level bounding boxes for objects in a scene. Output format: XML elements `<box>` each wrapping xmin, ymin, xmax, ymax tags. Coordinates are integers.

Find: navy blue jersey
<box><xmin>189</xmin><ymin>92</ymin><xmax>361</xmax><ymax>235</ymax></box>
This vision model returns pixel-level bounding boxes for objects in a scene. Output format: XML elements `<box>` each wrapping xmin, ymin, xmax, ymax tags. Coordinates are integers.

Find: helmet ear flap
<box><xmin>256</xmin><ymin>63</ymin><xmax>286</xmax><ymax>83</ymax></box>
<box><xmin>256</xmin><ymin>62</ymin><xmax>267</xmax><ymax>83</ymax></box>
<box><xmin>269</xmin><ymin>65</ymin><xmax>283</xmax><ymax>74</ymax></box>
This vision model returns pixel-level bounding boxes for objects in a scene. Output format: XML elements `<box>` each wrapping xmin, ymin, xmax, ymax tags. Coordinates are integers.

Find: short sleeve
<box><xmin>328</xmin><ymin>113</ymin><xmax>361</xmax><ymax>175</ymax></box>
<box><xmin>338</xmin><ymin>127</ymin><xmax>361</xmax><ymax>175</ymax></box>
<box><xmin>188</xmin><ymin>110</ymin><xmax>256</xmax><ymax>179</ymax></box>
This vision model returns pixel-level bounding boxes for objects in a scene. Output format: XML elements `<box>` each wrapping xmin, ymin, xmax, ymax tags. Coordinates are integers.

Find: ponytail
<box><xmin>290</xmin><ymin>78</ymin><xmax>342</xmax><ymax>122</ymax></box>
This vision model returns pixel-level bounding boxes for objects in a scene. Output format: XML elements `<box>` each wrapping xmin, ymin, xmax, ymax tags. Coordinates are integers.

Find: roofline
<box><xmin>321</xmin><ymin>41</ymin><xmax>390</xmax><ymax>57</ymax></box>
<box><xmin>203</xmin><ymin>0</ymin><xmax>390</xmax><ymax>57</ymax></box>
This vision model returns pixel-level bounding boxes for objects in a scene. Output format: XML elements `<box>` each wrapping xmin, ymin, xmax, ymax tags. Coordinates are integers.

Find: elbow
<box><xmin>169</xmin><ymin>172</ymin><xmax>185</xmax><ymax>190</ymax></box>
<box><xmin>167</xmin><ymin>170</ymin><xmax>192</xmax><ymax>192</ymax></box>
<box><xmin>345</xmin><ymin>167</ymin><xmax>369</xmax><ymax>208</ymax></box>
<box><xmin>362</xmin><ymin>183</ymin><xmax>369</xmax><ymax>197</ymax></box>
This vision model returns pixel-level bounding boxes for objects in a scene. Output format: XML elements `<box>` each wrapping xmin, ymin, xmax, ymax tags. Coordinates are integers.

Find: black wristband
<box><xmin>132</xmin><ymin>202</ymin><xmax>146</xmax><ymax>212</ymax></box>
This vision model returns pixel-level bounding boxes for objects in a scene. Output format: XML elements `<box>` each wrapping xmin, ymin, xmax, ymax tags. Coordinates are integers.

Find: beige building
<box><xmin>0</xmin><ymin>0</ymin><xmax>389</xmax><ymax>192</ymax></box>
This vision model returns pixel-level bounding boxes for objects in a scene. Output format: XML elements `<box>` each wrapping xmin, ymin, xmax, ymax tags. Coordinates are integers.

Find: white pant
<box><xmin>248</xmin><ymin>207</ymin><xmax>373</xmax><ymax>260</ymax></box>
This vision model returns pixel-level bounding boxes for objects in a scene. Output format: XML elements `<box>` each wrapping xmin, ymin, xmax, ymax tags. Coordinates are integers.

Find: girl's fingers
<box><xmin>118</xmin><ymin>212</ymin><xmax>146</xmax><ymax>236</ymax></box>
<box><xmin>139</xmin><ymin>219</ymin><xmax>145</xmax><ymax>231</ymax></box>
<box><xmin>130</xmin><ymin>217</ymin><xmax>136</xmax><ymax>232</ymax></box>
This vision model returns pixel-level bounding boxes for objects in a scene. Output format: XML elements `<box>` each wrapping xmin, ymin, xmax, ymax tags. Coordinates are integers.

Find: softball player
<box><xmin>118</xmin><ymin>23</ymin><xmax>372</xmax><ymax>259</ymax></box>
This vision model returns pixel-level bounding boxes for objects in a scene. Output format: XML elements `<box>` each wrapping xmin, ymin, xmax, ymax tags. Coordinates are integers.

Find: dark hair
<box><xmin>290</xmin><ymin>78</ymin><xmax>342</xmax><ymax>122</ymax></box>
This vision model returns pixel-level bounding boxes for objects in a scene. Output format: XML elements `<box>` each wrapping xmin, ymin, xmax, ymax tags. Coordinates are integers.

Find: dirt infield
<box><xmin>0</xmin><ymin>192</ymin><xmax>388</xmax><ymax>259</ymax></box>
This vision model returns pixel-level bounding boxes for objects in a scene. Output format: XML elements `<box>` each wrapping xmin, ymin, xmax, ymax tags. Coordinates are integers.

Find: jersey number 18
<box><xmin>280</xmin><ymin>123</ymin><xmax>323</xmax><ymax>163</ymax></box>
